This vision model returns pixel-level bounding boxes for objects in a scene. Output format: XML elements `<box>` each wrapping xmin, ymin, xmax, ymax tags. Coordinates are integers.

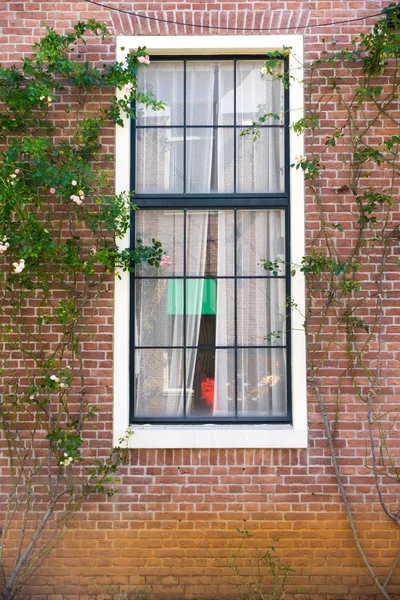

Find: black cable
<box><xmin>84</xmin><ymin>0</ymin><xmax>384</xmax><ymax>32</ymax></box>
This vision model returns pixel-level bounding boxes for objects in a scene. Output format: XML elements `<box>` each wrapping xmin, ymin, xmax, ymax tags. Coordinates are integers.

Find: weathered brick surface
<box><xmin>1</xmin><ymin>1</ymin><xmax>400</xmax><ymax>599</ymax></box>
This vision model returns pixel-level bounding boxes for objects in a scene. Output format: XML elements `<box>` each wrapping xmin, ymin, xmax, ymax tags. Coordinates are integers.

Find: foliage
<box><xmin>210</xmin><ymin>529</ymin><xmax>305</xmax><ymax>600</ymax></box>
<box><xmin>0</xmin><ymin>21</ymin><xmax>166</xmax><ymax>600</ymax></box>
<box><xmin>256</xmin><ymin>4</ymin><xmax>400</xmax><ymax>599</ymax></box>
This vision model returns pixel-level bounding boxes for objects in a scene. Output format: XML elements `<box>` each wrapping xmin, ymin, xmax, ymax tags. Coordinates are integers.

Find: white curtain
<box><xmin>236</xmin><ymin>60</ymin><xmax>284</xmax><ymax>194</ymax></box>
<box><xmin>236</xmin><ymin>210</ymin><xmax>287</xmax><ymax>416</ymax></box>
<box><xmin>135</xmin><ymin>60</ymin><xmax>287</xmax><ymax>419</ymax></box>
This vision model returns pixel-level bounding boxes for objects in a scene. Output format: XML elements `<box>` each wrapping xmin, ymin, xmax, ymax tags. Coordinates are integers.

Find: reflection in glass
<box><xmin>237</xmin><ymin>128</ymin><xmax>284</xmax><ymax>193</ymax></box>
<box><xmin>135</xmin><ymin>210</ymin><xmax>184</xmax><ymax>276</ymax></box>
<box><xmin>134</xmin><ymin>349</ymin><xmax>184</xmax><ymax>417</ymax></box>
<box><xmin>186</xmin><ymin>128</ymin><xmax>234</xmax><ymax>193</ymax></box>
<box><xmin>186</xmin><ymin>350</ymin><xmax>235</xmax><ymax>417</ymax></box>
<box><xmin>238</xmin><ymin>348</ymin><xmax>287</xmax><ymax>417</ymax></box>
<box><xmin>136</xmin><ymin>62</ymin><xmax>184</xmax><ymax>126</ymax></box>
<box><xmin>186</xmin><ymin>62</ymin><xmax>234</xmax><ymax>125</ymax></box>
<box><xmin>237</xmin><ymin>210</ymin><xmax>285</xmax><ymax>276</ymax></box>
<box><xmin>136</xmin><ymin>128</ymin><xmax>184</xmax><ymax>194</ymax></box>
<box><xmin>237</xmin><ymin>60</ymin><xmax>284</xmax><ymax>126</ymax></box>
<box><xmin>237</xmin><ymin>279</ymin><xmax>286</xmax><ymax>346</ymax></box>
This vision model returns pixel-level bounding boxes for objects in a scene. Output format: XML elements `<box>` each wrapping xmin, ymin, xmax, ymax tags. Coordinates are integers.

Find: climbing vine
<box><xmin>248</xmin><ymin>3</ymin><xmax>400</xmax><ymax>598</ymax></box>
<box><xmin>0</xmin><ymin>22</ymin><xmax>166</xmax><ymax>600</ymax></box>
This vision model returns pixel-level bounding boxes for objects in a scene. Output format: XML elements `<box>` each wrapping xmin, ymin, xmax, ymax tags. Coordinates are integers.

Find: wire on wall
<box><xmin>84</xmin><ymin>0</ymin><xmax>385</xmax><ymax>32</ymax></box>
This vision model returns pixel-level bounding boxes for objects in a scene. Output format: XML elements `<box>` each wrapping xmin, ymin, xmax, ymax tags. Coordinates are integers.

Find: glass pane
<box><xmin>237</xmin><ymin>60</ymin><xmax>284</xmax><ymax>126</ymax></box>
<box><xmin>237</xmin><ymin>279</ymin><xmax>286</xmax><ymax>346</ymax></box>
<box><xmin>134</xmin><ymin>349</ymin><xmax>184</xmax><ymax>417</ymax></box>
<box><xmin>238</xmin><ymin>348</ymin><xmax>287</xmax><ymax>417</ymax></box>
<box><xmin>136</xmin><ymin>61</ymin><xmax>184</xmax><ymax>126</ymax></box>
<box><xmin>135</xmin><ymin>279</ymin><xmax>183</xmax><ymax>347</ymax></box>
<box><xmin>186</xmin><ymin>350</ymin><xmax>235</xmax><ymax>418</ymax></box>
<box><xmin>237</xmin><ymin>210</ymin><xmax>285</xmax><ymax>276</ymax></box>
<box><xmin>237</xmin><ymin>128</ymin><xmax>284</xmax><ymax>193</ymax></box>
<box><xmin>136</xmin><ymin>128</ymin><xmax>184</xmax><ymax>194</ymax></box>
<box><xmin>186</xmin><ymin>210</ymin><xmax>234</xmax><ymax>276</ymax></box>
<box><xmin>185</xmin><ymin>279</ymin><xmax>234</xmax><ymax>347</ymax></box>
<box><xmin>135</xmin><ymin>210</ymin><xmax>183</xmax><ymax>277</ymax></box>
<box><xmin>186</xmin><ymin>128</ymin><xmax>234</xmax><ymax>193</ymax></box>
<box><xmin>187</xmin><ymin>62</ymin><xmax>234</xmax><ymax>125</ymax></box>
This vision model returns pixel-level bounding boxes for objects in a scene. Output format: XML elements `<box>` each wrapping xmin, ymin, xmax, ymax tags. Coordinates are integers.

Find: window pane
<box><xmin>184</xmin><ymin>279</ymin><xmax>235</xmax><ymax>347</ymax></box>
<box><xmin>238</xmin><ymin>348</ymin><xmax>287</xmax><ymax>417</ymax></box>
<box><xmin>237</xmin><ymin>60</ymin><xmax>284</xmax><ymax>126</ymax></box>
<box><xmin>187</xmin><ymin>62</ymin><xmax>234</xmax><ymax>126</ymax></box>
<box><xmin>237</xmin><ymin>128</ymin><xmax>284</xmax><ymax>193</ymax></box>
<box><xmin>237</xmin><ymin>210</ymin><xmax>285</xmax><ymax>276</ymax></box>
<box><xmin>186</xmin><ymin>210</ymin><xmax>234</xmax><ymax>277</ymax></box>
<box><xmin>136</xmin><ymin>62</ymin><xmax>184</xmax><ymax>126</ymax></box>
<box><xmin>135</xmin><ymin>210</ymin><xmax>184</xmax><ymax>277</ymax></box>
<box><xmin>136</xmin><ymin>128</ymin><xmax>184</xmax><ymax>193</ymax></box>
<box><xmin>186</xmin><ymin>128</ymin><xmax>234</xmax><ymax>193</ymax></box>
<box><xmin>134</xmin><ymin>349</ymin><xmax>184</xmax><ymax>417</ymax></box>
<box><xmin>186</xmin><ymin>349</ymin><xmax>235</xmax><ymax>418</ymax></box>
<box><xmin>135</xmin><ymin>279</ymin><xmax>184</xmax><ymax>347</ymax></box>
<box><xmin>237</xmin><ymin>279</ymin><xmax>286</xmax><ymax>346</ymax></box>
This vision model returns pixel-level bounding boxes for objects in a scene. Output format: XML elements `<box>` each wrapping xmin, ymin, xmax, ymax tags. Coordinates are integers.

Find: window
<box><xmin>114</xmin><ymin>37</ymin><xmax>307</xmax><ymax>448</ymax></box>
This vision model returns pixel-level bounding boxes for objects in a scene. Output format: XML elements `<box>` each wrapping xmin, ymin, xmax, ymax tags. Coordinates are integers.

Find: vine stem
<box><xmin>311</xmin><ymin>380</ymin><xmax>392</xmax><ymax>600</ymax></box>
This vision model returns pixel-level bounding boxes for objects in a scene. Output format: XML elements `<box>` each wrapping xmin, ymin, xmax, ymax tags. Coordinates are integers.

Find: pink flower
<box><xmin>138</xmin><ymin>55</ymin><xmax>150</xmax><ymax>65</ymax></box>
<box><xmin>96</xmin><ymin>28</ymin><xmax>102</xmax><ymax>35</ymax></box>
<box><xmin>14</xmin><ymin>169</ymin><xmax>20</xmax><ymax>174</ymax></box>
<box><xmin>50</xmin><ymin>188</ymin><xmax>56</xmax><ymax>194</ymax></box>
<box><xmin>160</xmin><ymin>254</ymin><xmax>171</xmax><ymax>267</ymax></box>
<box><xmin>123</xmin><ymin>82</ymin><xmax>135</xmax><ymax>94</ymax></box>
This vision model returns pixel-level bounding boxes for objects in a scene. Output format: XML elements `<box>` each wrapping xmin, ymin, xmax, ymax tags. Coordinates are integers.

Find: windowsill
<box><xmin>114</xmin><ymin>423</ymin><xmax>307</xmax><ymax>449</ymax></box>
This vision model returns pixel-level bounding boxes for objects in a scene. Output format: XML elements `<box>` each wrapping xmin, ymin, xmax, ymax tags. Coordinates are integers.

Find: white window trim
<box><xmin>113</xmin><ymin>35</ymin><xmax>307</xmax><ymax>449</ymax></box>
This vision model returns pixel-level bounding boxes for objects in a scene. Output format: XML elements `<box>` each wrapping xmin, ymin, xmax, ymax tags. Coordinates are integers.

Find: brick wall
<box><xmin>1</xmin><ymin>1</ymin><xmax>399</xmax><ymax>599</ymax></box>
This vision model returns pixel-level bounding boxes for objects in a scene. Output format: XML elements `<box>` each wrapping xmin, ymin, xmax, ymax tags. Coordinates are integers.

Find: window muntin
<box><xmin>131</xmin><ymin>56</ymin><xmax>290</xmax><ymax>424</ymax></box>
<box><xmin>134</xmin><ymin>57</ymin><xmax>286</xmax><ymax>196</ymax></box>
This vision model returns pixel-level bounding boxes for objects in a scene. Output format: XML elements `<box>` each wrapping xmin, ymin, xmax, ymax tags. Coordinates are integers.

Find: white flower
<box><xmin>71</xmin><ymin>180</ymin><xmax>77</xmax><ymax>186</ymax></box>
<box><xmin>50</xmin><ymin>375</ymin><xmax>60</xmax><ymax>383</ymax></box>
<box><xmin>260</xmin><ymin>66</ymin><xmax>269</xmax><ymax>75</ymax></box>
<box><xmin>59</xmin><ymin>382</ymin><xmax>66</xmax><ymax>388</ymax></box>
<box><xmin>60</xmin><ymin>456</ymin><xmax>73</xmax><ymax>467</ymax></box>
<box><xmin>0</xmin><ymin>237</ymin><xmax>10</xmax><ymax>254</ymax></box>
<box><xmin>39</xmin><ymin>95</ymin><xmax>45</xmax><ymax>101</ymax></box>
<box><xmin>12</xmin><ymin>259</ymin><xmax>25</xmax><ymax>273</ymax></box>
<box><xmin>70</xmin><ymin>195</ymin><xmax>83</xmax><ymax>206</ymax></box>
<box><xmin>10</xmin><ymin>174</ymin><xmax>16</xmax><ymax>179</ymax></box>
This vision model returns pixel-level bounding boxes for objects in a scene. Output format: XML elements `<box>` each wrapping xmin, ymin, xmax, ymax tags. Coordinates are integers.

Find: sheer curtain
<box><xmin>236</xmin><ymin>210</ymin><xmax>287</xmax><ymax>416</ymax></box>
<box><xmin>236</xmin><ymin>60</ymin><xmax>284</xmax><ymax>194</ymax></box>
<box><xmin>135</xmin><ymin>60</ymin><xmax>287</xmax><ymax>419</ymax></box>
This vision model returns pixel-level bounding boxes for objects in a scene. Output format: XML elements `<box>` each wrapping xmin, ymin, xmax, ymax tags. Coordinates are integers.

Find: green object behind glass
<box><xmin>167</xmin><ymin>280</ymin><xmax>217</xmax><ymax>315</ymax></box>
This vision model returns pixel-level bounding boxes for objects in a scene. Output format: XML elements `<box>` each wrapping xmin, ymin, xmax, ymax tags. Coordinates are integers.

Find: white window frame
<box><xmin>113</xmin><ymin>35</ymin><xmax>307</xmax><ymax>449</ymax></box>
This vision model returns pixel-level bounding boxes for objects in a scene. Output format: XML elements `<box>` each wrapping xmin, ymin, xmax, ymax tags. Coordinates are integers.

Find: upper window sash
<box><xmin>131</xmin><ymin>55</ymin><xmax>289</xmax><ymax>201</ymax></box>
